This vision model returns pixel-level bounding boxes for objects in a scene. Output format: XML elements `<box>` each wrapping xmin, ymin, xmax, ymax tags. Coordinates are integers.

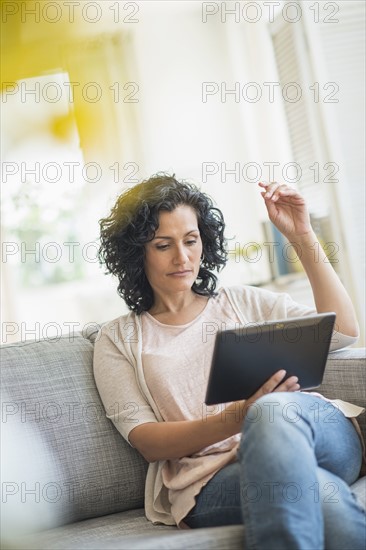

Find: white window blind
<box><xmin>315</xmin><ymin>0</ymin><xmax>365</xmax><ymax>283</ymax></box>
<box><xmin>270</xmin><ymin>1</ymin><xmax>365</xmax><ymax>338</ymax></box>
<box><xmin>270</xmin><ymin>17</ymin><xmax>329</xmax><ymax>219</ymax></box>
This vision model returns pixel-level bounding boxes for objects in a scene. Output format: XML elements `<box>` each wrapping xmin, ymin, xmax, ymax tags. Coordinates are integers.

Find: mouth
<box><xmin>167</xmin><ymin>270</ymin><xmax>193</xmax><ymax>276</ymax></box>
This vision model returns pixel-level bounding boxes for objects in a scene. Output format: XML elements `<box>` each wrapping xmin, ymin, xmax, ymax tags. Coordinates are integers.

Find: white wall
<box><xmin>1</xmin><ymin>1</ymin><xmax>364</xmax><ymax>342</ymax></box>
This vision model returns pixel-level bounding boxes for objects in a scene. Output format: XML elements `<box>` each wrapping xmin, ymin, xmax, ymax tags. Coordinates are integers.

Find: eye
<box><xmin>156</xmin><ymin>244</ymin><xmax>169</xmax><ymax>250</ymax></box>
<box><xmin>186</xmin><ymin>240</ymin><xmax>197</xmax><ymax>246</ymax></box>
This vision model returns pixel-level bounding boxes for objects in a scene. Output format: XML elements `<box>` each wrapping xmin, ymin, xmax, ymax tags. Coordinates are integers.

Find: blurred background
<box><xmin>1</xmin><ymin>0</ymin><xmax>365</xmax><ymax>345</ymax></box>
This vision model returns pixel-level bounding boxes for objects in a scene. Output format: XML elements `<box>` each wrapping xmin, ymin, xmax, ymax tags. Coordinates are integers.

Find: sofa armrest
<box><xmin>319</xmin><ymin>348</ymin><xmax>366</xmax><ymax>441</ymax></box>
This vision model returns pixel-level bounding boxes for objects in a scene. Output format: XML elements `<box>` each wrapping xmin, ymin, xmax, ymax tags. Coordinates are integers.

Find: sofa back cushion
<box><xmin>1</xmin><ymin>333</ymin><xmax>148</xmax><ymax>527</ymax></box>
<box><xmin>320</xmin><ymin>348</ymin><xmax>366</xmax><ymax>441</ymax></box>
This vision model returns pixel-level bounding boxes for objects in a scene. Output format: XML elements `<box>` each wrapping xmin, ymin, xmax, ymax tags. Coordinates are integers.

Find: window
<box><xmin>270</xmin><ymin>1</ymin><xmax>365</xmax><ymax>340</ymax></box>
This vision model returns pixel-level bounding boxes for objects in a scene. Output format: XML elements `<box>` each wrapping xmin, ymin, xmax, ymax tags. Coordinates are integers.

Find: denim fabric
<box><xmin>184</xmin><ymin>393</ymin><xmax>366</xmax><ymax>550</ymax></box>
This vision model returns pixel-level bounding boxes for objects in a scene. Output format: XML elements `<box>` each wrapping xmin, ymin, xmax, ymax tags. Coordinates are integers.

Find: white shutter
<box><xmin>270</xmin><ymin>1</ymin><xmax>365</xmax><ymax>338</ymax></box>
<box><xmin>314</xmin><ymin>0</ymin><xmax>365</xmax><ymax>282</ymax></box>
<box><xmin>271</xmin><ymin>17</ymin><xmax>329</xmax><ymax>218</ymax></box>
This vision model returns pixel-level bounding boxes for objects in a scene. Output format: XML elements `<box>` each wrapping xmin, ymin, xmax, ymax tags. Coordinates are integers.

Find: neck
<box><xmin>149</xmin><ymin>290</ymin><xmax>201</xmax><ymax>316</ymax></box>
<box><xmin>148</xmin><ymin>290</ymin><xmax>209</xmax><ymax>326</ymax></box>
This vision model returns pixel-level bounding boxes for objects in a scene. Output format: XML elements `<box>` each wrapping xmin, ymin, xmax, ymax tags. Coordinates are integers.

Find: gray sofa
<box><xmin>1</xmin><ymin>329</ymin><xmax>365</xmax><ymax>550</ymax></box>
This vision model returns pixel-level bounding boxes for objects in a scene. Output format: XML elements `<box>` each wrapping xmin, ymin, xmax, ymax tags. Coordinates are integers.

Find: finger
<box><xmin>252</xmin><ymin>369</ymin><xmax>287</xmax><ymax>399</ymax></box>
<box><xmin>259</xmin><ymin>183</ymin><xmax>298</xmax><ymax>206</ymax></box>
<box><xmin>258</xmin><ymin>181</ymin><xmax>280</xmax><ymax>195</ymax></box>
<box><xmin>271</xmin><ymin>186</ymin><xmax>299</xmax><ymax>202</ymax></box>
<box><xmin>274</xmin><ymin>375</ymin><xmax>300</xmax><ymax>393</ymax></box>
<box><xmin>270</xmin><ymin>185</ymin><xmax>291</xmax><ymax>201</ymax></box>
<box><xmin>263</xmin><ymin>182</ymin><xmax>281</xmax><ymax>199</ymax></box>
<box><xmin>258</xmin><ymin>181</ymin><xmax>283</xmax><ymax>189</ymax></box>
<box><xmin>267</xmin><ymin>184</ymin><xmax>295</xmax><ymax>201</ymax></box>
<box><xmin>262</xmin><ymin>193</ymin><xmax>278</xmax><ymax>218</ymax></box>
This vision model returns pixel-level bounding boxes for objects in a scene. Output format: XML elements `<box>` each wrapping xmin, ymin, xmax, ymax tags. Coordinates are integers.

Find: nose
<box><xmin>173</xmin><ymin>243</ymin><xmax>189</xmax><ymax>265</ymax></box>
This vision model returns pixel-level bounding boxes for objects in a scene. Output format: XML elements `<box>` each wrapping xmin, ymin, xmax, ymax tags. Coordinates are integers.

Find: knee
<box><xmin>243</xmin><ymin>392</ymin><xmax>303</xmax><ymax>434</ymax></box>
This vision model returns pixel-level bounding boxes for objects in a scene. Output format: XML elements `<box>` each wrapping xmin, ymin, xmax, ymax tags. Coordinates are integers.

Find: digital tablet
<box><xmin>205</xmin><ymin>313</ymin><xmax>336</xmax><ymax>405</ymax></box>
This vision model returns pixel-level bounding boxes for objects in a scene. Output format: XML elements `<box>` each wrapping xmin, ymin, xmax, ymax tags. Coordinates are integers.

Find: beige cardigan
<box><xmin>93</xmin><ymin>285</ymin><xmax>359</xmax><ymax>526</ymax></box>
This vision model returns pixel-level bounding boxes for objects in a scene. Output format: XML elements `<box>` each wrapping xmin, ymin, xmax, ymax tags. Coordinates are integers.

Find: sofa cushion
<box><xmin>1</xmin><ymin>334</ymin><xmax>148</xmax><ymax>527</ymax></box>
<box><xmin>16</xmin><ymin>509</ymin><xmax>245</xmax><ymax>550</ymax></box>
<box><xmin>320</xmin><ymin>348</ymin><xmax>366</xmax><ymax>441</ymax></box>
<box><xmin>14</xmin><ymin>475</ymin><xmax>366</xmax><ymax>550</ymax></box>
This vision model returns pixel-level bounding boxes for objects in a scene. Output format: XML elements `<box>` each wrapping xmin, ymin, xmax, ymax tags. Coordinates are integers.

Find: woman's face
<box><xmin>144</xmin><ymin>205</ymin><xmax>203</xmax><ymax>297</ymax></box>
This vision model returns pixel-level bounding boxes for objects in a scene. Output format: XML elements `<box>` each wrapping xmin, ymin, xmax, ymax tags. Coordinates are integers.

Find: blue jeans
<box><xmin>184</xmin><ymin>392</ymin><xmax>366</xmax><ymax>549</ymax></box>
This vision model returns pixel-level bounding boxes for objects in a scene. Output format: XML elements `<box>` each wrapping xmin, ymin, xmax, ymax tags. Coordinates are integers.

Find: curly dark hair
<box><xmin>98</xmin><ymin>173</ymin><xmax>228</xmax><ymax>314</ymax></box>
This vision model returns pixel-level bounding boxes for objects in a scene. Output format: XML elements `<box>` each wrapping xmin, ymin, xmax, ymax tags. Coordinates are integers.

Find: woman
<box><xmin>94</xmin><ymin>173</ymin><xmax>365</xmax><ymax>549</ymax></box>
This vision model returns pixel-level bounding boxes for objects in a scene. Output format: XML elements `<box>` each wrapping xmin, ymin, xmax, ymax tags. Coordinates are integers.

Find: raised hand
<box><xmin>259</xmin><ymin>182</ymin><xmax>312</xmax><ymax>241</ymax></box>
